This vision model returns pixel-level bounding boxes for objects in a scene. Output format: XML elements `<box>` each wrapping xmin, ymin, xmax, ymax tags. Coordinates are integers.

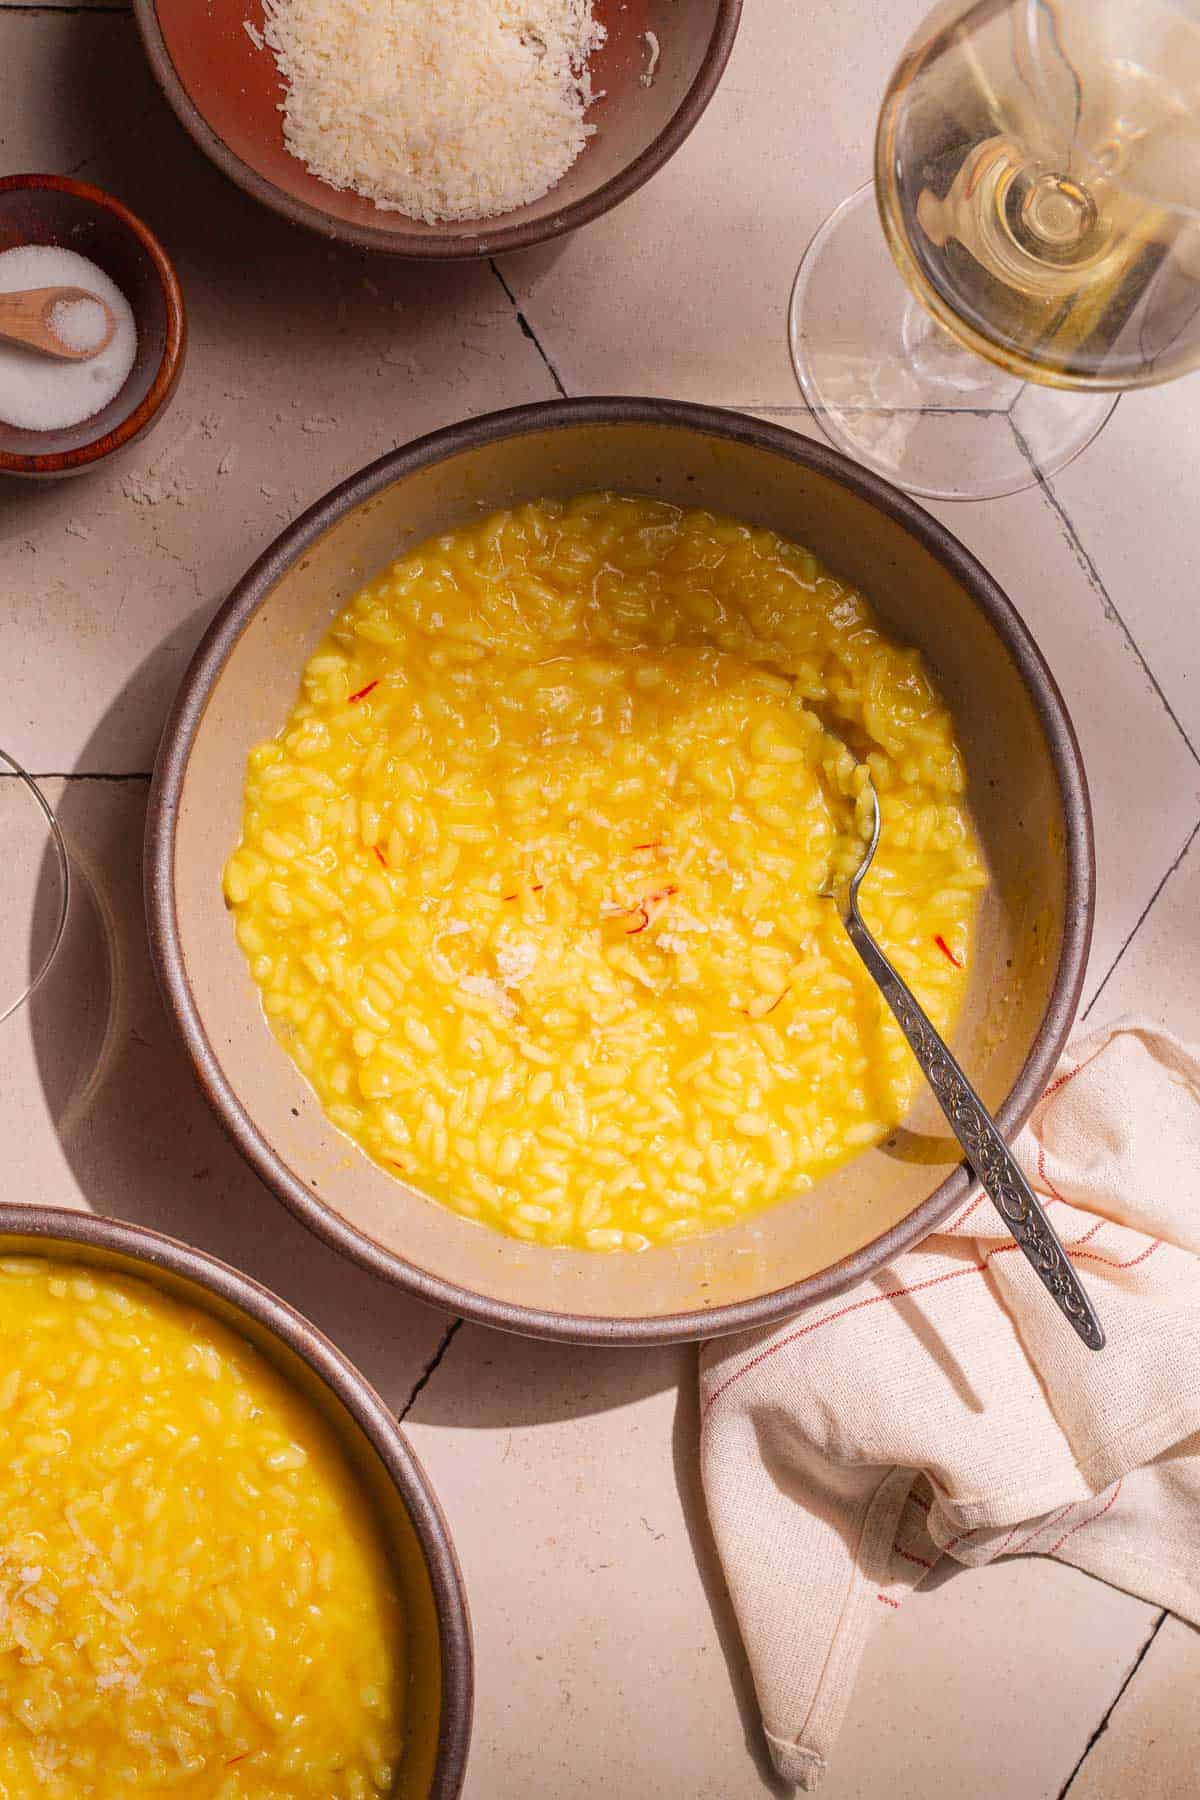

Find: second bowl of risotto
<box><xmin>0</xmin><ymin>1207</ymin><xmax>471</xmax><ymax>1796</ymax></box>
<box><xmin>147</xmin><ymin>399</ymin><xmax>1093</xmax><ymax>1343</ymax></box>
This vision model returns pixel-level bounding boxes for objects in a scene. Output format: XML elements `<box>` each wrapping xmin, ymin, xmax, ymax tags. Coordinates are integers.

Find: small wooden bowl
<box><xmin>0</xmin><ymin>175</ymin><xmax>186</xmax><ymax>478</ymax></box>
<box><xmin>132</xmin><ymin>0</ymin><xmax>742</xmax><ymax>257</ymax></box>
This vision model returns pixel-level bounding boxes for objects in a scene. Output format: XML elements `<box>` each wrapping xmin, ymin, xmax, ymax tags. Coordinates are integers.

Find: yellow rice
<box><xmin>0</xmin><ymin>1258</ymin><xmax>404</xmax><ymax>1796</ymax></box>
<box><xmin>225</xmin><ymin>494</ymin><xmax>986</xmax><ymax>1250</ymax></box>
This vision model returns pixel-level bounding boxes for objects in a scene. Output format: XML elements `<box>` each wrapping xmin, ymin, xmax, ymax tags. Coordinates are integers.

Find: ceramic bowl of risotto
<box><xmin>0</xmin><ymin>1206</ymin><xmax>471</xmax><ymax>1796</ymax></box>
<box><xmin>132</xmin><ymin>0</ymin><xmax>741</xmax><ymax>257</ymax></box>
<box><xmin>146</xmin><ymin>398</ymin><xmax>1093</xmax><ymax>1344</ymax></box>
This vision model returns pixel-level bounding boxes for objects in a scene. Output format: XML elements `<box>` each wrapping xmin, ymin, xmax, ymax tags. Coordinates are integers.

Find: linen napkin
<box><xmin>700</xmin><ymin>1019</ymin><xmax>1200</xmax><ymax>1790</ymax></box>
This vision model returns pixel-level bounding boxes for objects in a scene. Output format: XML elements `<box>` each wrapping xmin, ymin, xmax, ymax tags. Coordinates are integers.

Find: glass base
<box><xmin>0</xmin><ymin>750</ymin><xmax>70</xmax><ymax>1025</ymax></box>
<box><xmin>789</xmin><ymin>183</ymin><xmax>1118</xmax><ymax>502</ymax></box>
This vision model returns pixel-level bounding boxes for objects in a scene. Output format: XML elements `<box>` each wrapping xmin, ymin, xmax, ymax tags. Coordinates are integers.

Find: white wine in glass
<box><xmin>790</xmin><ymin>0</ymin><xmax>1200</xmax><ymax>500</ymax></box>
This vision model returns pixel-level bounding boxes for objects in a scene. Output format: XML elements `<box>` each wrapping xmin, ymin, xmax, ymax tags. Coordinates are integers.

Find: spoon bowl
<box><xmin>0</xmin><ymin>285</ymin><xmax>116</xmax><ymax>362</ymax></box>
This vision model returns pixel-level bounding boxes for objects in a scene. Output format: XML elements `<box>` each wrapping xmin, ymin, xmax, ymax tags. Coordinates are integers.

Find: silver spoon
<box><xmin>825</xmin><ymin>777</ymin><xmax>1105</xmax><ymax>1351</ymax></box>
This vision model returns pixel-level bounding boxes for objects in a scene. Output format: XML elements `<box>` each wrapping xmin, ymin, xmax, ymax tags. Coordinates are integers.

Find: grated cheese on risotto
<box><xmin>224</xmin><ymin>495</ymin><xmax>987</xmax><ymax>1253</ymax></box>
<box><xmin>0</xmin><ymin>1258</ymin><xmax>404</xmax><ymax>1796</ymax></box>
<box><xmin>260</xmin><ymin>0</ymin><xmax>606</xmax><ymax>222</ymax></box>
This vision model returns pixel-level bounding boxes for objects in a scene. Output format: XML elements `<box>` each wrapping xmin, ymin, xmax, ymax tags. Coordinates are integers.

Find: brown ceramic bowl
<box><xmin>146</xmin><ymin>398</ymin><xmax>1094</xmax><ymax>1345</ymax></box>
<box><xmin>131</xmin><ymin>0</ymin><xmax>741</xmax><ymax>257</ymax></box>
<box><xmin>0</xmin><ymin>175</ymin><xmax>186</xmax><ymax>478</ymax></box>
<box><xmin>0</xmin><ymin>1205</ymin><xmax>472</xmax><ymax>1797</ymax></box>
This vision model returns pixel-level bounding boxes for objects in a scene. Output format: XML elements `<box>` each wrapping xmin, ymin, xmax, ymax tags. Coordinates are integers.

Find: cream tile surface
<box><xmin>1065</xmin><ymin>1616</ymin><xmax>1200</xmax><ymax>1800</ymax></box>
<box><xmin>405</xmin><ymin>1338</ymin><xmax>767</xmax><ymax>1800</ymax></box>
<box><xmin>0</xmin><ymin>777</ymin><xmax>452</xmax><ymax>1411</ymax></box>
<box><xmin>404</xmin><ymin>1329</ymin><xmax>1158</xmax><ymax>1800</ymax></box>
<box><xmin>0</xmin><ymin>13</ymin><xmax>555</xmax><ymax>777</ymax></box>
<box><xmin>1081</xmin><ymin>809</ymin><xmax>1200</xmax><ymax>1028</ymax></box>
<box><xmin>497</xmin><ymin>0</ymin><xmax>900</xmax><ymax>405</ymax></box>
<box><xmin>1049</xmin><ymin>380</ymin><xmax>1200</xmax><ymax>758</ymax></box>
<box><xmin>1</xmin><ymin>0</ymin><xmax>1198</xmax><ymax>1796</ymax></box>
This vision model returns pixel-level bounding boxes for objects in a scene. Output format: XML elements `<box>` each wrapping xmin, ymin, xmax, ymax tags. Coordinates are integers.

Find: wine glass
<box><xmin>790</xmin><ymin>0</ymin><xmax>1200</xmax><ymax>500</ymax></box>
<box><xmin>0</xmin><ymin>749</ymin><xmax>70</xmax><ymax>1024</ymax></box>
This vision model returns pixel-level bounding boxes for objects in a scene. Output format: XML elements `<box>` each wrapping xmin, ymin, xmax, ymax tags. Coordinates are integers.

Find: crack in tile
<box><xmin>1010</xmin><ymin>417</ymin><xmax>1200</xmax><ymax>772</ymax></box>
<box><xmin>0</xmin><ymin>770</ymin><xmax>153</xmax><ymax>781</ymax></box>
<box><xmin>488</xmin><ymin>261</ymin><xmax>567</xmax><ymax>399</ymax></box>
<box><xmin>1083</xmin><ymin>812</ymin><xmax>1200</xmax><ymax>1021</ymax></box>
<box><xmin>396</xmin><ymin>1317</ymin><xmax>463</xmax><ymax>1423</ymax></box>
<box><xmin>1055</xmin><ymin>1608</ymin><xmax>1169</xmax><ymax>1799</ymax></box>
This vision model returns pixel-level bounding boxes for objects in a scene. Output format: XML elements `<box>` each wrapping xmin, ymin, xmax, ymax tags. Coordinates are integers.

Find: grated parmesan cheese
<box><xmin>459</xmin><ymin>971</ymin><xmax>517</xmax><ymax>1017</ymax></box>
<box><xmin>259</xmin><ymin>0</ymin><xmax>606</xmax><ymax>222</ymax></box>
<box><xmin>496</xmin><ymin>940</ymin><xmax>537</xmax><ymax>986</ymax></box>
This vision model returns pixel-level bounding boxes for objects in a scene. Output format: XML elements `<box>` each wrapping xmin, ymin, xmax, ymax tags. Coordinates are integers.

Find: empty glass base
<box><xmin>789</xmin><ymin>183</ymin><xmax>1117</xmax><ymax>502</ymax></box>
<box><xmin>0</xmin><ymin>750</ymin><xmax>70</xmax><ymax>1024</ymax></box>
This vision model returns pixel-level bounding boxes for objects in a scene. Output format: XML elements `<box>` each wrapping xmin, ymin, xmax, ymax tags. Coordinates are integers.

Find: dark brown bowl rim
<box><xmin>0</xmin><ymin>1203</ymin><xmax>473</xmax><ymax>1798</ymax></box>
<box><xmin>130</xmin><ymin>0</ymin><xmax>743</xmax><ymax>257</ymax></box>
<box><xmin>145</xmin><ymin>396</ymin><xmax>1095</xmax><ymax>1345</ymax></box>
<box><xmin>0</xmin><ymin>174</ymin><xmax>187</xmax><ymax>477</ymax></box>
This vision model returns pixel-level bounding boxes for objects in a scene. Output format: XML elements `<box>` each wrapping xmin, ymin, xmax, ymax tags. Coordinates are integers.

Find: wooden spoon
<box><xmin>0</xmin><ymin>286</ymin><xmax>116</xmax><ymax>362</ymax></box>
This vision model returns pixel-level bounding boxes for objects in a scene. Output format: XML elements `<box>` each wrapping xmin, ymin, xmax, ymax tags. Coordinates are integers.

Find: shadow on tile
<box><xmin>20</xmin><ymin>657</ymin><xmax>457</xmax><ymax>1411</ymax></box>
<box><xmin>671</xmin><ymin>1375</ymin><xmax>794</xmax><ymax>1797</ymax></box>
<box><xmin>0</xmin><ymin>472</ymin><xmax>83</xmax><ymax>540</ymax></box>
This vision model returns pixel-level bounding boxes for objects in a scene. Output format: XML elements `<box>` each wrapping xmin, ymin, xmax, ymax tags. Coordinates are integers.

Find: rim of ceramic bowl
<box><xmin>0</xmin><ymin>174</ymin><xmax>187</xmax><ymax>477</ymax></box>
<box><xmin>145</xmin><ymin>396</ymin><xmax>1096</xmax><ymax>1344</ymax></box>
<box><xmin>130</xmin><ymin>0</ymin><xmax>743</xmax><ymax>257</ymax></box>
<box><xmin>0</xmin><ymin>1203</ymin><xmax>474</xmax><ymax>1798</ymax></box>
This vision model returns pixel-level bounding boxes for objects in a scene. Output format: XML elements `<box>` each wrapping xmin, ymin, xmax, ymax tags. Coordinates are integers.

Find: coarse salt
<box><xmin>0</xmin><ymin>246</ymin><xmax>136</xmax><ymax>433</ymax></box>
<box><xmin>48</xmin><ymin>296</ymin><xmax>109</xmax><ymax>355</ymax></box>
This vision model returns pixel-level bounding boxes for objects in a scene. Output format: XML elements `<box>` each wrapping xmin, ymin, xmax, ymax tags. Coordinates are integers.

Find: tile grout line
<box><xmin>1055</xmin><ymin>1608</ymin><xmax>1169</xmax><ymax>1800</ymax></box>
<box><xmin>995</xmin><ymin>421</ymin><xmax>1200</xmax><ymax>1029</ymax></box>
<box><xmin>396</xmin><ymin>1318</ymin><xmax>463</xmax><ymax>1424</ymax></box>
<box><xmin>751</xmin><ymin>403</ymin><xmax>1012</xmax><ymax>418</ymax></box>
<box><xmin>488</xmin><ymin>260</ymin><xmax>568</xmax><ymax>399</ymax></box>
<box><xmin>1009</xmin><ymin>417</ymin><xmax>1200</xmax><ymax>772</ymax></box>
<box><xmin>1083</xmin><ymin>811</ymin><xmax>1200</xmax><ymax>1021</ymax></box>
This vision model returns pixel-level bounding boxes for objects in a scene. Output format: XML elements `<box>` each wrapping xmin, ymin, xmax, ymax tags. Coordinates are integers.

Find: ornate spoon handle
<box><xmin>843</xmin><ymin>907</ymin><xmax>1105</xmax><ymax>1351</ymax></box>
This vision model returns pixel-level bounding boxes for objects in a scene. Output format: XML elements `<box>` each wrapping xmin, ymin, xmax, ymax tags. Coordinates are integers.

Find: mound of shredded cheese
<box><xmin>261</xmin><ymin>0</ymin><xmax>605</xmax><ymax>222</ymax></box>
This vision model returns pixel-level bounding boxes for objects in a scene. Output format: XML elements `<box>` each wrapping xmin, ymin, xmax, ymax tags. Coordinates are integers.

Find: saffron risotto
<box><xmin>224</xmin><ymin>494</ymin><xmax>987</xmax><ymax>1251</ymax></box>
<box><xmin>0</xmin><ymin>1258</ymin><xmax>403</xmax><ymax>1796</ymax></box>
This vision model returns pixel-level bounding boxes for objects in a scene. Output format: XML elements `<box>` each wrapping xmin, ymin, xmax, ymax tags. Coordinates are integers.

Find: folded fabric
<box><xmin>699</xmin><ymin>1020</ymin><xmax>1200</xmax><ymax>1790</ymax></box>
